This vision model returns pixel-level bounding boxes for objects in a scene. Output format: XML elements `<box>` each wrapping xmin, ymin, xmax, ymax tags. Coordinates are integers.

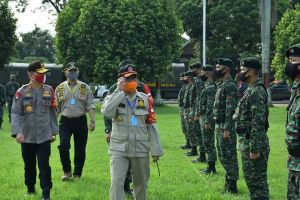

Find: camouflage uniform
<box><xmin>234</xmin><ymin>79</ymin><xmax>269</xmax><ymax>200</ymax></box>
<box><xmin>0</xmin><ymin>83</ymin><xmax>6</xmax><ymax>128</ymax></box>
<box><xmin>178</xmin><ymin>84</ymin><xmax>188</xmax><ymax>141</ymax></box>
<box><xmin>213</xmin><ymin>76</ymin><xmax>239</xmax><ymax>185</ymax></box>
<box><xmin>286</xmin><ymin>81</ymin><xmax>300</xmax><ymax>200</ymax></box>
<box><xmin>198</xmin><ymin>80</ymin><xmax>217</xmax><ymax>162</ymax></box>
<box><xmin>5</xmin><ymin>80</ymin><xmax>19</xmax><ymax>122</ymax></box>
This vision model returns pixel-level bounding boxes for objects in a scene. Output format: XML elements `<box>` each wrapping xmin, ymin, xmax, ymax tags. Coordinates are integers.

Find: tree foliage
<box><xmin>15</xmin><ymin>26</ymin><xmax>55</xmax><ymax>63</ymax></box>
<box><xmin>11</xmin><ymin>0</ymin><xmax>68</xmax><ymax>13</ymax></box>
<box><xmin>272</xmin><ymin>5</ymin><xmax>300</xmax><ymax>80</ymax></box>
<box><xmin>0</xmin><ymin>0</ymin><xmax>16</xmax><ymax>68</ymax></box>
<box><xmin>56</xmin><ymin>0</ymin><xmax>182</xmax><ymax>84</ymax></box>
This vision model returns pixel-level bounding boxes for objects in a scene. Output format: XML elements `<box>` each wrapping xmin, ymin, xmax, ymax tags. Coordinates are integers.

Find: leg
<box><xmin>287</xmin><ymin>170</ymin><xmax>300</xmax><ymax>200</ymax></box>
<box><xmin>8</xmin><ymin>101</ymin><xmax>12</xmax><ymax>123</ymax></box>
<box><xmin>21</xmin><ymin>143</ymin><xmax>37</xmax><ymax>192</ymax></box>
<box><xmin>73</xmin><ymin>116</ymin><xmax>88</xmax><ymax>177</ymax></box>
<box><xmin>130</xmin><ymin>157</ymin><xmax>150</xmax><ymax>200</ymax></box>
<box><xmin>0</xmin><ymin>105</ymin><xmax>3</xmax><ymax>128</ymax></box>
<box><xmin>58</xmin><ymin>117</ymin><xmax>73</xmax><ymax>174</ymax></box>
<box><xmin>36</xmin><ymin>141</ymin><xmax>52</xmax><ymax>198</ymax></box>
<box><xmin>110</xmin><ymin>156</ymin><xmax>129</xmax><ymax>200</ymax></box>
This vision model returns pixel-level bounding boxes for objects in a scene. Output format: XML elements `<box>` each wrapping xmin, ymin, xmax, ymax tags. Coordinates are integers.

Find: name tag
<box><xmin>70</xmin><ymin>98</ymin><xmax>76</xmax><ymax>105</ymax></box>
<box><xmin>131</xmin><ymin>115</ymin><xmax>138</xmax><ymax>127</ymax></box>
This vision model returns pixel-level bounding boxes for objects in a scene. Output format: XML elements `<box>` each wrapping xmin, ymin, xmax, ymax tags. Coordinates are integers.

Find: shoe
<box><xmin>61</xmin><ymin>172</ymin><xmax>72</xmax><ymax>181</ymax></box>
<box><xmin>185</xmin><ymin>146</ymin><xmax>198</xmax><ymax>156</ymax></box>
<box><xmin>180</xmin><ymin>140</ymin><xmax>191</xmax><ymax>149</ymax></box>
<box><xmin>200</xmin><ymin>161</ymin><xmax>216</xmax><ymax>174</ymax></box>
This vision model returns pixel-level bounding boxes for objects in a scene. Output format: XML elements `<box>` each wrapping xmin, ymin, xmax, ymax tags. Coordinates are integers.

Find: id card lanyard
<box><xmin>66</xmin><ymin>83</ymin><xmax>78</xmax><ymax>105</ymax></box>
<box><xmin>125</xmin><ymin>96</ymin><xmax>138</xmax><ymax>126</ymax></box>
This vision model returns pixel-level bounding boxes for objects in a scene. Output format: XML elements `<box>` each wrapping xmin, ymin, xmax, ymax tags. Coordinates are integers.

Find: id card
<box><xmin>131</xmin><ymin>115</ymin><xmax>138</xmax><ymax>127</ymax></box>
<box><xmin>70</xmin><ymin>98</ymin><xmax>76</xmax><ymax>105</ymax></box>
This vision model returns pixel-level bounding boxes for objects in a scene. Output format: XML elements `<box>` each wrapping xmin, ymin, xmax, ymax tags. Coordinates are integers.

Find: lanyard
<box><xmin>125</xmin><ymin>96</ymin><xmax>137</xmax><ymax>114</ymax></box>
<box><xmin>66</xmin><ymin>83</ymin><xmax>78</xmax><ymax>97</ymax></box>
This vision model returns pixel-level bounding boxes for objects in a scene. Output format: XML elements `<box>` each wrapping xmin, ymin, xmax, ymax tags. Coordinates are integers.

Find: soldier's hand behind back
<box><xmin>16</xmin><ymin>133</ymin><xmax>25</xmax><ymax>143</ymax></box>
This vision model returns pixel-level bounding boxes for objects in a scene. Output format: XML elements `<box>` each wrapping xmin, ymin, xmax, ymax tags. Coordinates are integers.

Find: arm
<box><xmin>101</xmin><ymin>90</ymin><xmax>125</xmax><ymax>118</ymax></box>
<box><xmin>202</xmin><ymin>85</ymin><xmax>216</xmax><ymax>125</ymax></box>
<box><xmin>11</xmin><ymin>90</ymin><xmax>23</xmax><ymax>138</ymax></box>
<box><xmin>223</xmin><ymin>82</ymin><xmax>238</xmax><ymax>131</ymax></box>
<box><xmin>50</xmin><ymin>88</ymin><xmax>58</xmax><ymax>135</ymax></box>
<box><xmin>54</xmin><ymin>86</ymin><xmax>61</xmax><ymax>114</ymax></box>
<box><xmin>85</xmin><ymin>85</ymin><xmax>96</xmax><ymax>131</ymax></box>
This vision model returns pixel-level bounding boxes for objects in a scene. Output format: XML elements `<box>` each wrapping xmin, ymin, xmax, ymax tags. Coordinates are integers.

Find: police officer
<box><xmin>234</xmin><ymin>57</ymin><xmax>269</xmax><ymax>200</ymax></box>
<box><xmin>11</xmin><ymin>61</ymin><xmax>58</xmax><ymax>200</ymax></box>
<box><xmin>285</xmin><ymin>43</ymin><xmax>300</xmax><ymax>200</ymax></box>
<box><xmin>101</xmin><ymin>65</ymin><xmax>163</xmax><ymax>200</ymax></box>
<box><xmin>104</xmin><ymin>60</ymin><xmax>154</xmax><ymax>194</ymax></box>
<box><xmin>198</xmin><ymin>65</ymin><xmax>217</xmax><ymax>174</ymax></box>
<box><xmin>55</xmin><ymin>62</ymin><xmax>96</xmax><ymax>181</ymax></box>
<box><xmin>213</xmin><ymin>58</ymin><xmax>239</xmax><ymax>193</ymax></box>
<box><xmin>0</xmin><ymin>83</ymin><xmax>5</xmax><ymax>128</ymax></box>
<box><xmin>6</xmin><ymin>74</ymin><xmax>20</xmax><ymax>122</ymax></box>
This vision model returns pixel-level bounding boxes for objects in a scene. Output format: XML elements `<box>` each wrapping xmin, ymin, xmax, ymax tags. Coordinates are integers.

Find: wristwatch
<box><xmin>105</xmin><ymin>129</ymin><xmax>110</xmax><ymax>134</ymax></box>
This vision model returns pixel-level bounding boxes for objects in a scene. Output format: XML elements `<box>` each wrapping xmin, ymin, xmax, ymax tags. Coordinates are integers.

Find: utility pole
<box><xmin>202</xmin><ymin>0</ymin><xmax>206</xmax><ymax>65</ymax></box>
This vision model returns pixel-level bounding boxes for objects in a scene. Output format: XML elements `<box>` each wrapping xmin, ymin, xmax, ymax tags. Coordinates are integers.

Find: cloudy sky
<box><xmin>10</xmin><ymin>0</ymin><xmax>56</xmax><ymax>36</ymax></box>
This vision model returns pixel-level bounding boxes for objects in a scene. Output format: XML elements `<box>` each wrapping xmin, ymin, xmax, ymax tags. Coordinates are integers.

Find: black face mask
<box><xmin>239</xmin><ymin>70</ymin><xmax>250</xmax><ymax>82</ymax></box>
<box><xmin>199</xmin><ymin>73</ymin><xmax>208</xmax><ymax>81</ymax></box>
<box><xmin>285</xmin><ymin>62</ymin><xmax>300</xmax><ymax>79</ymax></box>
<box><xmin>215</xmin><ymin>68</ymin><xmax>226</xmax><ymax>78</ymax></box>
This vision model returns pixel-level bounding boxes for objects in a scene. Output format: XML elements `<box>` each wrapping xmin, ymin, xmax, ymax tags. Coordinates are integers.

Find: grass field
<box><xmin>0</xmin><ymin>104</ymin><xmax>288</xmax><ymax>200</ymax></box>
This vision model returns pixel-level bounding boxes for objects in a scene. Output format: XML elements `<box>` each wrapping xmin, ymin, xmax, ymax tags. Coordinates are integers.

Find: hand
<box><xmin>117</xmin><ymin>77</ymin><xmax>125</xmax><ymax>91</ymax></box>
<box><xmin>223</xmin><ymin>130</ymin><xmax>230</xmax><ymax>139</ymax></box>
<box><xmin>250</xmin><ymin>152</ymin><xmax>260</xmax><ymax>160</ymax></box>
<box><xmin>204</xmin><ymin>123</ymin><xmax>211</xmax><ymax>130</ymax></box>
<box><xmin>51</xmin><ymin>135</ymin><xmax>56</xmax><ymax>143</ymax></box>
<box><xmin>106</xmin><ymin>132</ymin><xmax>111</xmax><ymax>144</ymax></box>
<box><xmin>89</xmin><ymin>122</ymin><xmax>95</xmax><ymax>131</ymax></box>
<box><xmin>152</xmin><ymin>156</ymin><xmax>160</xmax><ymax>162</ymax></box>
<box><xmin>16</xmin><ymin>133</ymin><xmax>25</xmax><ymax>143</ymax></box>
<box><xmin>194</xmin><ymin>115</ymin><xmax>200</xmax><ymax>121</ymax></box>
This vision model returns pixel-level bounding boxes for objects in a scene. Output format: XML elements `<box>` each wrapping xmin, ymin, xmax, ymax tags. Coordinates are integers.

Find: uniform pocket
<box><xmin>134</xmin><ymin>109</ymin><xmax>148</xmax><ymax>128</ymax></box>
<box><xmin>135</xmin><ymin>132</ymin><xmax>150</xmax><ymax>153</ymax></box>
<box><xmin>109</xmin><ymin>137</ymin><xmax>127</xmax><ymax>152</ymax></box>
<box><xmin>42</xmin><ymin>97</ymin><xmax>51</xmax><ymax>113</ymax></box>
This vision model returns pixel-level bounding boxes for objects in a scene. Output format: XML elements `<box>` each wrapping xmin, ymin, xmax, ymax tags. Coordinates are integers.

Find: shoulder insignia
<box><xmin>15</xmin><ymin>91</ymin><xmax>22</xmax><ymax>100</ymax></box>
<box><xmin>138</xmin><ymin>99</ymin><xmax>145</xmax><ymax>107</ymax></box>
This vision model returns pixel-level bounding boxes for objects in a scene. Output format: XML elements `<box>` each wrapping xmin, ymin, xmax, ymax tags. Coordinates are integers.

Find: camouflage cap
<box><xmin>202</xmin><ymin>64</ymin><xmax>214</xmax><ymax>71</ymax></box>
<box><xmin>66</xmin><ymin>62</ymin><xmax>78</xmax><ymax>71</ymax></box>
<box><xmin>240</xmin><ymin>57</ymin><xmax>261</xmax><ymax>70</ymax></box>
<box><xmin>215</xmin><ymin>58</ymin><xmax>234</xmax><ymax>69</ymax></box>
<box><xmin>189</xmin><ymin>62</ymin><xmax>202</xmax><ymax>69</ymax></box>
<box><xmin>184</xmin><ymin>70</ymin><xmax>194</xmax><ymax>77</ymax></box>
<box><xmin>286</xmin><ymin>43</ymin><xmax>300</xmax><ymax>58</ymax></box>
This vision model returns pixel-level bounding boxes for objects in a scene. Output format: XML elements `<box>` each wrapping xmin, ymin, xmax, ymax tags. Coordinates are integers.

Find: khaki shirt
<box><xmin>55</xmin><ymin>80</ymin><xmax>95</xmax><ymax>117</ymax></box>
<box><xmin>101</xmin><ymin>90</ymin><xmax>163</xmax><ymax>157</ymax></box>
<box><xmin>11</xmin><ymin>84</ymin><xmax>58</xmax><ymax>144</ymax></box>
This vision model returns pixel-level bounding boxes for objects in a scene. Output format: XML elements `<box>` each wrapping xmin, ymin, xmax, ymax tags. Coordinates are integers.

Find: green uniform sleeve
<box><xmin>202</xmin><ymin>84</ymin><xmax>216</xmax><ymax>124</ymax></box>
<box><xmin>224</xmin><ymin>82</ymin><xmax>238</xmax><ymax>130</ymax></box>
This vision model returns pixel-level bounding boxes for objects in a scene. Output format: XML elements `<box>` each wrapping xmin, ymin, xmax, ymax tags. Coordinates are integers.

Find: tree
<box><xmin>11</xmin><ymin>0</ymin><xmax>68</xmax><ymax>13</ymax></box>
<box><xmin>272</xmin><ymin>4</ymin><xmax>300</xmax><ymax>80</ymax></box>
<box><xmin>56</xmin><ymin>0</ymin><xmax>182</xmax><ymax>87</ymax></box>
<box><xmin>15</xmin><ymin>26</ymin><xmax>55</xmax><ymax>63</ymax></box>
<box><xmin>0</xmin><ymin>0</ymin><xmax>17</xmax><ymax>68</ymax></box>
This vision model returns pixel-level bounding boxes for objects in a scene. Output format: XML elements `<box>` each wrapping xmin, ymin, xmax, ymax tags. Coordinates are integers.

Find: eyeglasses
<box><xmin>125</xmin><ymin>75</ymin><xmax>137</xmax><ymax>82</ymax></box>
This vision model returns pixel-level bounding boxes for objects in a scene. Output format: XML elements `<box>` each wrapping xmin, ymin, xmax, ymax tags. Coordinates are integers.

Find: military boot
<box><xmin>201</xmin><ymin>161</ymin><xmax>216</xmax><ymax>174</ymax></box>
<box><xmin>192</xmin><ymin>152</ymin><xmax>206</xmax><ymax>163</ymax></box>
<box><xmin>185</xmin><ymin>146</ymin><xmax>198</xmax><ymax>156</ymax></box>
<box><xmin>227</xmin><ymin>179</ymin><xmax>238</xmax><ymax>194</ymax></box>
<box><xmin>180</xmin><ymin>140</ymin><xmax>191</xmax><ymax>149</ymax></box>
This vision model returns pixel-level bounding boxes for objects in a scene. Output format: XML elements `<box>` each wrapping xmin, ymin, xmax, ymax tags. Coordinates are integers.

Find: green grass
<box><xmin>0</xmin><ymin>104</ymin><xmax>288</xmax><ymax>200</ymax></box>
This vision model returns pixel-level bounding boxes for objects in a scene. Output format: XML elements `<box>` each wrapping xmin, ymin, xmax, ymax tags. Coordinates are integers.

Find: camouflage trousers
<box><xmin>187</xmin><ymin>120</ymin><xmax>198</xmax><ymax>147</ymax></box>
<box><xmin>200</xmin><ymin>119</ymin><xmax>217</xmax><ymax>162</ymax></box>
<box><xmin>215</xmin><ymin>123</ymin><xmax>239</xmax><ymax>180</ymax></box>
<box><xmin>241</xmin><ymin>149</ymin><xmax>269</xmax><ymax>200</ymax></box>
<box><xmin>179</xmin><ymin>108</ymin><xmax>187</xmax><ymax>138</ymax></box>
<box><xmin>288</xmin><ymin>170</ymin><xmax>300</xmax><ymax>200</ymax></box>
<box><xmin>194</xmin><ymin>120</ymin><xmax>205</xmax><ymax>152</ymax></box>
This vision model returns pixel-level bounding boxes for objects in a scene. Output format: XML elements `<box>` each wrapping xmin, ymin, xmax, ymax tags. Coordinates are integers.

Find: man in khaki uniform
<box><xmin>101</xmin><ymin>65</ymin><xmax>163</xmax><ymax>200</ymax></box>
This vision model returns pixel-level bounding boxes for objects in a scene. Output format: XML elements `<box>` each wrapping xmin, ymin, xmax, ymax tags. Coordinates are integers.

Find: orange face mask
<box><xmin>123</xmin><ymin>81</ymin><xmax>138</xmax><ymax>93</ymax></box>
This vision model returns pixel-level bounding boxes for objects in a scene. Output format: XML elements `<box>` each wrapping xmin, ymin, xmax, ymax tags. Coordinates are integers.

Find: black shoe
<box><xmin>186</xmin><ymin>146</ymin><xmax>198</xmax><ymax>156</ymax></box>
<box><xmin>201</xmin><ymin>161</ymin><xmax>216</xmax><ymax>174</ymax></box>
<box><xmin>181</xmin><ymin>140</ymin><xmax>191</xmax><ymax>149</ymax></box>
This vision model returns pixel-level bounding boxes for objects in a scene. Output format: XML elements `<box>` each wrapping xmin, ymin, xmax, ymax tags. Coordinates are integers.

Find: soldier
<box><xmin>101</xmin><ymin>65</ymin><xmax>163</xmax><ymax>200</ymax></box>
<box><xmin>234</xmin><ymin>57</ymin><xmax>269</xmax><ymax>200</ymax></box>
<box><xmin>189</xmin><ymin>63</ymin><xmax>206</xmax><ymax>163</ymax></box>
<box><xmin>55</xmin><ymin>62</ymin><xmax>96</xmax><ymax>181</ymax></box>
<box><xmin>11</xmin><ymin>61</ymin><xmax>58</xmax><ymax>200</ymax></box>
<box><xmin>198</xmin><ymin>65</ymin><xmax>217</xmax><ymax>174</ymax></box>
<box><xmin>285</xmin><ymin>43</ymin><xmax>300</xmax><ymax>200</ymax></box>
<box><xmin>104</xmin><ymin>59</ymin><xmax>154</xmax><ymax>194</ymax></box>
<box><xmin>213</xmin><ymin>58</ymin><xmax>239</xmax><ymax>193</ymax></box>
<box><xmin>183</xmin><ymin>70</ymin><xmax>197</xmax><ymax>156</ymax></box>
<box><xmin>6</xmin><ymin>74</ymin><xmax>20</xmax><ymax>122</ymax></box>
<box><xmin>0</xmin><ymin>83</ymin><xmax>5</xmax><ymax>128</ymax></box>
<box><xmin>178</xmin><ymin>72</ymin><xmax>190</xmax><ymax>149</ymax></box>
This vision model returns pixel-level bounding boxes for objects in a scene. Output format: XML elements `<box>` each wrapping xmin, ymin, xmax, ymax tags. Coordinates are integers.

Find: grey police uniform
<box><xmin>101</xmin><ymin>90</ymin><xmax>163</xmax><ymax>200</ymax></box>
<box><xmin>55</xmin><ymin>80</ymin><xmax>95</xmax><ymax>177</ymax></box>
<box><xmin>11</xmin><ymin>83</ymin><xmax>58</xmax><ymax>192</ymax></box>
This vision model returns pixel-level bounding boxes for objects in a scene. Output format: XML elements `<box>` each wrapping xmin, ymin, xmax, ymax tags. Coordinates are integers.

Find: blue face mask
<box><xmin>67</xmin><ymin>71</ymin><xmax>79</xmax><ymax>81</ymax></box>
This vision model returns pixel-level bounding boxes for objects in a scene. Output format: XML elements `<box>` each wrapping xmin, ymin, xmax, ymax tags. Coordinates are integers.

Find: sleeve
<box><xmin>189</xmin><ymin>84</ymin><xmax>197</xmax><ymax>117</ymax></box>
<box><xmin>101</xmin><ymin>90</ymin><xmax>125</xmax><ymax>118</ymax></box>
<box><xmin>85</xmin><ymin>85</ymin><xmax>96</xmax><ymax>111</ymax></box>
<box><xmin>11</xmin><ymin>89</ymin><xmax>23</xmax><ymax>137</ymax></box>
<box><xmin>249</xmin><ymin>87</ymin><xmax>268</xmax><ymax>153</ymax></box>
<box><xmin>50</xmin><ymin>88</ymin><xmax>58</xmax><ymax>135</ymax></box>
<box><xmin>202</xmin><ymin>85</ymin><xmax>216</xmax><ymax>124</ymax></box>
<box><xmin>104</xmin><ymin>117</ymin><xmax>113</xmax><ymax>134</ymax></box>
<box><xmin>54</xmin><ymin>85</ymin><xmax>61</xmax><ymax>114</ymax></box>
<box><xmin>223</xmin><ymin>82</ymin><xmax>238</xmax><ymax>130</ymax></box>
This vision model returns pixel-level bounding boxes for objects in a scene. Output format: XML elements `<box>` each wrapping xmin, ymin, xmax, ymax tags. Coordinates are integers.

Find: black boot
<box><xmin>192</xmin><ymin>152</ymin><xmax>206</xmax><ymax>163</ymax></box>
<box><xmin>42</xmin><ymin>188</ymin><xmax>50</xmax><ymax>200</ymax></box>
<box><xmin>227</xmin><ymin>179</ymin><xmax>238</xmax><ymax>194</ymax></box>
<box><xmin>26</xmin><ymin>185</ymin><xmax>36</xmax><ymax>195</ymax></box>
<box><xmin>185</xmin><ymin>146</ymin><xmax>198</xmax><ymax>156</ymax></box>
<box><xmin>201</xmin><ymin>161</ymin><xmax>216</xmax><ymax>174</ymax></box>
<box><xmin>181</xmin><ymin>140</ymin><xmax>191</xmax><ymax>149</ymax></box>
